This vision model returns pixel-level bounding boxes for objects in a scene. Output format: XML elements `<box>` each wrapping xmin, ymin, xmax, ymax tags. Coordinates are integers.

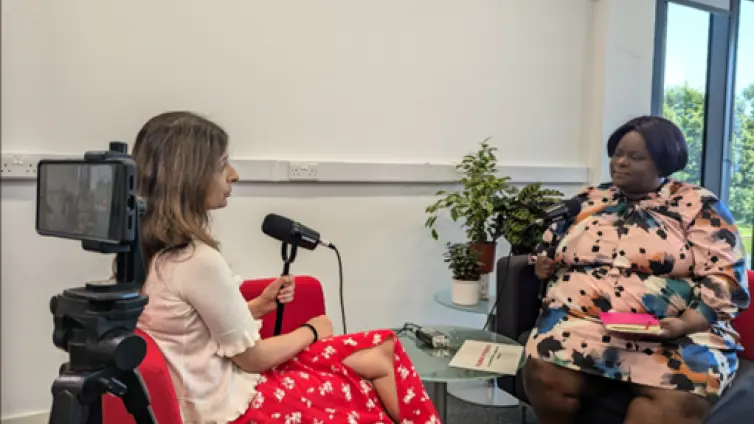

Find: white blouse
<box><xmin>137</xmin><ymin>241</ymin><xmax>262</xmax><ymax>424</ymax></box>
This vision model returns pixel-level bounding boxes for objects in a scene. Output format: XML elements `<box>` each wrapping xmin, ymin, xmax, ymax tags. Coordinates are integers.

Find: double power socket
<box><xmin>287</xmin><ymin>162</ymin><xmax>319</xmax><ymax>181</ymax></box>
<box><xmin>1</xmin><ymin>154</ymin><xmax>41</xmax><ymax>179</ymax></box>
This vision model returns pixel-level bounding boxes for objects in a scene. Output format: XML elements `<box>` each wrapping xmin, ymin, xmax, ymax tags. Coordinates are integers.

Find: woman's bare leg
<box><xmin>625</xmin><ymin>384</ymin><xmax>712</xmax><ymax>424</ymax></box>
<box><xmin>523</xmin><ymin>358</ymin><xmax>590</xmax><ymax>424</ymax></box>
<box><xmin>343</xmin><ymin>338</ymin><xmax>400</xmax><ymax>422</ymax></box>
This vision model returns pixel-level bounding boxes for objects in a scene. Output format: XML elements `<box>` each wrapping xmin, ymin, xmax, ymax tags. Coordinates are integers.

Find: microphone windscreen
<box><xmin>564</xmin><ymin>197</ymin><xmax>582</xmax><ymax>218</ymax></box>
<box><xmin>261</xmin><ymin>213</ymin><xmax>293</xmax><ymax>242</ymax></box>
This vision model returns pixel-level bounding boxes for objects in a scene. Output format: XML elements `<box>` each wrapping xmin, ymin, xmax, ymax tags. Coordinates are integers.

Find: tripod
<box><xmin>273</xmin><ymin>235</ymin><xmax>300</xmax><ymax>336</ymax></box>
<box><xmin>48</xmin><ymin>202</ymin><xmax>156</xmax><ymax>423</ymax></box>
<box><xmin>49</xmin><ymin>284</ymin><xmax>155</xmax><ymax>424</ymax></box>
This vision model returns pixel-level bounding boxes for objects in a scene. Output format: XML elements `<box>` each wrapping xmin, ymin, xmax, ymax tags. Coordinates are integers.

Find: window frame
<box><xmin>651</xmin><ymin>0</ymin><xmax>751</xmax><ymax>266</ymax></box>
<box><xmin>672</xmin><ymin>0</ymin><xmax>731</xmax><ymax>14</ymax></box>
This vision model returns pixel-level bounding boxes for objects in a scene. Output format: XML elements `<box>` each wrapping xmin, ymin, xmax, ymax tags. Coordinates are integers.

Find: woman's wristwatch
<box><xmin>300</xmin><ymin>323</ymin><xmax>318</xmax><ymax>343</ymax></box>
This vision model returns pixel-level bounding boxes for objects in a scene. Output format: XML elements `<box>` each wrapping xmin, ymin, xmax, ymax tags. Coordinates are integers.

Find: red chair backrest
<box><xmin>101</xmin><ymin>328</ymin><xmax>184</xmax><ymax>424</ymax></box>
<box><xmin>239</xmin><ymin>276</ymin><xmax>326</xmax><ymax>339</ymax></box>
<box><xmin>733</xmin><ymin>270</ymin><xmax>754</xmax><ymax>361</ymax></box>
<box><xmin>102</xmin><ymin>276</ymin><xmax>326</xmax><ymax>424</ymax></box>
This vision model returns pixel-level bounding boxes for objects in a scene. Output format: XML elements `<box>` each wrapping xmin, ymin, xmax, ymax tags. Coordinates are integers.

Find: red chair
<box><xmin>102</xmin><ymin>276</ymin><xmax>326</xmax><ymax>424</ymax></box>
<box><xmin>733</xmin><ymin>270</ymin><xmax>754</xmax><ymax>361</ymax></box>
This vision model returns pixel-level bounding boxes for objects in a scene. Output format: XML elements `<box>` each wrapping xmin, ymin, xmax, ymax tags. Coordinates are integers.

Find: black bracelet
<box><xmin>301</xmin><ymin>323</ymin><xmax>318</xmax><ymax>343</ymax></box>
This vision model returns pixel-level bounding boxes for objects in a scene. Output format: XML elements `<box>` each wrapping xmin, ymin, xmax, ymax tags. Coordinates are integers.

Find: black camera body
<box><xmin>36</xmin><ymin>142</ymin><xmax>156</xmax><ymax>424</ymax></box>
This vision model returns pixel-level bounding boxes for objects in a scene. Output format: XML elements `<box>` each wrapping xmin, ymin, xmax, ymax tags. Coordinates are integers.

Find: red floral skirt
<box><xmin>235</xmin><ymin>329</ymin><xmax>440</xmax><ymax>423</ymax></box>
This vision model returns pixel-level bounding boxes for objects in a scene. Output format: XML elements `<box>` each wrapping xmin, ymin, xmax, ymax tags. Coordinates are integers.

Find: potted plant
<box><xmin>443</xmin><ymin>242</ymin><xmax>483</xmax><ymax>306</ymax></box>
<box><xmin>425</xmin><ymin>139</ymin><xmax>516</xmax><ymax>272</ymax></box>
<box><xmin>492</xmin><ymin>182</ymin><xmax>564</xmax><ymax>254</ymax></box>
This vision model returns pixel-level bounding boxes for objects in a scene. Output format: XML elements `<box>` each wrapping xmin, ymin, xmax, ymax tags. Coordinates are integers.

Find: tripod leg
<box><xmin>117</xmin><ymin>370</ymin><xmax>157</xmax><ymax>424</ymax></box>
<box><xmin>49</xmin><ymin>388</ymin><xmax>87</xmax><ymax>424</ymax></box>
<box><xmin>86</xmin><ymin>398</ymin><xmax>101</xmax><ymax>424</ymax></box>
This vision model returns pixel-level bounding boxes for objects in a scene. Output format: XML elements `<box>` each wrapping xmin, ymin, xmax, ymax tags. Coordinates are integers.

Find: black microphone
<box><xmin>261</xmin><ymin>213</ymin><xmax>346</xmax><ymax>337</ymax></box>
<box><xmin>531</xmin><ymin>198</ymin><xmax>582</xmax><ymax>300</ymax></box>
<box><xmin>262</xmin><ymin>213</ymin><xmax>334</xmax><ymax>251</ymax></box>
<box><xmin>531</xmin><ymin>197</ymin><xmax>583</xmax><ymax>227</ymax></box>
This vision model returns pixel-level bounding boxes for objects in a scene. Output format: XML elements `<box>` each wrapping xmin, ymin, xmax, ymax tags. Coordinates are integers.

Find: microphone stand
<box><xmin>274</xmin><ymin>232</ymin><xmax>301</xmax><ymax>336</ymax></box>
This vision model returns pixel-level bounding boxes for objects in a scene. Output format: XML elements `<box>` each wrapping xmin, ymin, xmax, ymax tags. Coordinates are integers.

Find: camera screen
<box><xmin>37</xmin><ymin>162</ymin><xmax>117</xmax><ymax>242</ymax></box>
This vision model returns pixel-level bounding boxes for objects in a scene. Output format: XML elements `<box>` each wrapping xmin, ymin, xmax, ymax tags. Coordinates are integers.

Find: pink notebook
<box><xmin>599</xmin><ymin>312</ymin><xmax>662</xmax><ymax>335</ymax></box>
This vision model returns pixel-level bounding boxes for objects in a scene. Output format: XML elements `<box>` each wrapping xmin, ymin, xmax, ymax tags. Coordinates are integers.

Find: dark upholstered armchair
<box><xmin>492</xmin><ymin>255</ymin><xmax>539</xmax><ymax>405</ymax></box>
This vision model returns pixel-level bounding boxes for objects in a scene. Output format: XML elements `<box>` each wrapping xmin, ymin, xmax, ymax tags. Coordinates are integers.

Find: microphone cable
<box><xmin>332</xmin><ymin>245</ymin><xmax>347</xmax><ymax>335</ymax></box>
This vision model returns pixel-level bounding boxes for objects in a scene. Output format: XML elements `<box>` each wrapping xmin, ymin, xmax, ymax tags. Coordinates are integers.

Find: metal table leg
<box><xmin>426</xmin><ymin>381</ymin><xmax>448</xmax><ymax>422</ymax></box>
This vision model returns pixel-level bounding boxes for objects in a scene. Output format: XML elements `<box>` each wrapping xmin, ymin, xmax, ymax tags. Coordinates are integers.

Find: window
<box><xmin>660</xmin><ymin>3</ymin><xmax>712</xmax><ymax>186</ymax></box>
<box><xmin>653</xmin><ymin>0</ymin><xmax>753</xmax><ymax>266</ymax></box>
<box><xmin>728</xmin><ymin>0</ymin><xmax>753</xmax><ymax>267</ymax></box>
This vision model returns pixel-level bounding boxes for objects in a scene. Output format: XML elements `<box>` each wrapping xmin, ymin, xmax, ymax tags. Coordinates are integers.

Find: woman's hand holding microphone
<box><xmin>257</xmin><ymin>275</ymin><xmax>334</xmax><ymax>344</ymax></box>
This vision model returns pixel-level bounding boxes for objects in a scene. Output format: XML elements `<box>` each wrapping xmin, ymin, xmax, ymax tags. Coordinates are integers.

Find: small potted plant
<box><xmin>443</xmin><ymin>242</ymin><xmax>483</xmax><ymax>306</ymax></box>
<box><xmin>425</xmin><ymin>139</ymin><xmax>516</xmax><ymax>272</ymax></box>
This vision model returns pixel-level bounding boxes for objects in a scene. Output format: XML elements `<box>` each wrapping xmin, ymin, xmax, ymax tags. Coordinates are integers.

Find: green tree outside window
<box><xmin>662</xmin><ymin>83</ymin><xmax>754</xmax><ymax>261</ymax></box>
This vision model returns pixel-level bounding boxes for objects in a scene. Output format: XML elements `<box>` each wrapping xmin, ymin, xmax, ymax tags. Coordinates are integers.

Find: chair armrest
<box><xmin>494</xmin><ymin>255</ymin><xmax>542</xmax><ymax>341</ymax></box>
<box><xmin>239</xmin><ymin>276</ymin><xmax>326</xmax><ymax>339</ymax></box>
<box><xmin>704</xmin><ymin>360</ymin><xmax>754</xmax><ymax>423</ymax></box>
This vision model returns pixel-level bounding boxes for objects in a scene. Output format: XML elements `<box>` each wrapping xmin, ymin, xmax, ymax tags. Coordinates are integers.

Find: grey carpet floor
<box><xmin>446</xmin><ymin>394</ymin><xmax>538</xmax><ymax>424</ymax></box>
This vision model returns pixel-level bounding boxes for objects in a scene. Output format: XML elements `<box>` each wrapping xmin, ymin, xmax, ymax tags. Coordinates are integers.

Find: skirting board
<box><xmin>1</xmin><ymin>153</ymin><xmax>589</xmax><ymax>184</ymax></box>
<box><xmin>1</xmin><ymin>412</ymin><xmax>49</xmax><ymax>424</ymax></box>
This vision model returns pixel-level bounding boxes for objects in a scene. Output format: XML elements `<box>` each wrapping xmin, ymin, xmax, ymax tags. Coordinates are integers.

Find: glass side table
<box><xmin>433</xmin><ymin>287</ymin><xmax>522</xmax><ymax>409</ymax></box>
<box><xmin>397</xmin><ymin>325</ymin><xmax>525</xmax><ymax>423</ymax></box>
<box><xmin>433</xmin><ymin>288</ymin><xmax>490</xmax><ymax>314</ymax></box>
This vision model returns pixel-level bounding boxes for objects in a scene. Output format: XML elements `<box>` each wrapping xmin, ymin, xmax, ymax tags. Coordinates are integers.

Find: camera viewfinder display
<box><xmin>37</xmin><ymin>162</ymin><xmax>117</xmax><ymax>242</ymax></box>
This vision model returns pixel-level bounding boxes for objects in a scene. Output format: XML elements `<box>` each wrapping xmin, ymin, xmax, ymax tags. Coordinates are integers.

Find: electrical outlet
<box><xmin>288</xmin><ymin>162</ymin><xmax>319</xmax><ymax>181</ymax></box>
<box><xmin>1</xmin><ymin>154</ymin><xmax>39</xmax><ymax>179</ymax></box>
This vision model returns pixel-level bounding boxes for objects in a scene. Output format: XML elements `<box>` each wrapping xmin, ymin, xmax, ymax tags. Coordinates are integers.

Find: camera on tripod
<box><xmin>36</xmin><ymin>142</ymin><xmax>156</xmax><ymax>424</ymax></box>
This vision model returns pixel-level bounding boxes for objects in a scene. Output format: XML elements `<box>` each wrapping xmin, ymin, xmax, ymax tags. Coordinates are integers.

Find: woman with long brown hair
<box><xmin>133</xmin><ymin>111</ymin><xmax>439</xmax><ymax>424</ymax></box>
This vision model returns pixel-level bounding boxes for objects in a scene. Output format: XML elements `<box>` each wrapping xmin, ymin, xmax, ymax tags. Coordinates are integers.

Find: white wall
<box><xmin>583</xmin><ymin>0</ymin><xmax>658</xmax><ymax>183</ymax></box>
<box><xmin>1</xmin><ymin>0</ymin><xmax>589</xmax><ymax>165</ymax></box>
<box><xmin>0</xmin><ymin>0</ymin><xmax>656</xmax><ymax>420</ymax></box>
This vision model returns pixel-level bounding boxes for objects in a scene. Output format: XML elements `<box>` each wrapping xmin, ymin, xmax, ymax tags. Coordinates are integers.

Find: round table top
<box><xmin>433</xmin><ymin>288</ymin><xmax>490</xmax><ymax>315</ymax></box>
<box><xmin>395</xmin><ymin>324</ymin><xmax>524</xmax><ymax>383</ymax></box>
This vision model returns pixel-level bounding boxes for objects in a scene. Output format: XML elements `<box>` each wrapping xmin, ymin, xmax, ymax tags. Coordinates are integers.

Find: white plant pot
<box><xmin>451</xmin><ymin>279</ymin><xmax>481</xmax><ymax>306</ymax></box>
